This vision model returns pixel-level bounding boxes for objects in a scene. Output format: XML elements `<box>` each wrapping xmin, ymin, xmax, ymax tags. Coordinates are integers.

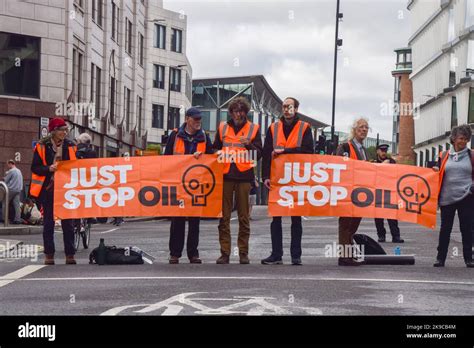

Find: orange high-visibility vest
<box><xmin>437</xmin><ymin>151</ymin><xmax>450</xmax><ymax>194</ymax></box>
<box><xmin>219</xmin><ymin>121</ymin><xmax>259</xmax><ymax>174</ymax></box>
<box><xmin>270</xmin><ymin>120</ymin><xmax>310</xmax><ymax>150</ymax></box>
<box><xmin>29</xmin><ymin>143</ymin><xmax>77</xmax><ymax>198</ymax></box>
<box><xmin>348</xmin><ymin>141</ymin><xmax>360</xmax><ymax>160</ymax></box>
<box><xmin>172</xmin><ymin>129</ymin><xmax>207</xmax><ymax>155</ymax></box>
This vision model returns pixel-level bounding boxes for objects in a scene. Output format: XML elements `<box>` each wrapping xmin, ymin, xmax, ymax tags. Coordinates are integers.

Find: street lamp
<box><xmin>330</xmin><ymin>0</ymin><xmax>343</xmax><ymax>153</ymax></box>
<box><xmin>167</xmin><ymin>64</ymin><xmax>187</xmax><ymax>131</ymax></box>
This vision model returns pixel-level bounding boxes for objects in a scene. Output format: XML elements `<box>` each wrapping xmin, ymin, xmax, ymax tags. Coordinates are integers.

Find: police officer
<box><xmin>30</xmin><ymin>118</ymin><xmax>77</xmax><ymax>265</ymax></box>
<box><xmin>373</xmin><ymin>144</ymin><xmax>404</xmax><ymax>243</ymax></box>
<box><xmin>261</xmin><ymin>97</ymin><xmax>314</xmax><ymax>266</ymax></box>
<box><xmin>165</xmin><ymin>107</ymin><xmax>213</xmax><ymax>264</ymax></box>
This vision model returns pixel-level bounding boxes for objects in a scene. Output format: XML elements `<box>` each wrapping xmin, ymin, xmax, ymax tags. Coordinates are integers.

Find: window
<box><xmin>169</xmin><ymin>107</ymin><xmax>181</xmax><ymax>129</ymax></box>
<box><xmin>111</xmin><ymin>2</ymin><xmax>119</xmax><ymax>41</ymax></box>
<box><xmin>154</xmin><ymin>24</ymin><xmax>166</xmax><ymax>49</ymax></box>
<box><xmin>90</xmin><ymin>64</ymin><xmax>102</xmax><ymax>118</ymax></box>
<box><xmin>425</xmin><ymin>149</ymin><xmax>429</xmax><ymax>167</ymax></box>
<box><xmin>439</xmin><ymin>145</ymin><xmax>443</xmax><ymax>155</ymax></box>
<box><xmin>0</xmin><ymin>32</ymin><xmax>40</xmax><ymax>98</ymax></box>
<box><xmin>200</xmin><ymin>111</ymin><xmax>211</xmax><ymax>130</ymax></box>
<box><xmin>125</xmin><ymin>19</ymin><xmax>132</xmax><ymax>54</ymax></box>
<box><xmin>468</xmin><ymin>88</ymin><xmax>474</xmax><ymax>123</ymax></box>
<box><xmin>170</xmin><ymin>68</ymin><xmax>181</xmax><ymax>92</ymax></box>
<box><xmin>448</xmin><ymin>6</ymin><xmax>455</xmax><ymax>42</ymax></box>
<box><xmin>449</xmin><ymin>53</ymin><xmax>456</xmax><ymax>86</ymax></box>
<box><xmin>152</xmin><ymin>104</ymin><xmax>164</xmax><ymax>128</ymax></box>
<box><xmin>73</xmin><ymin>47</ymin><xmax>84</xmax><ymax>102</ymax></box>
<box><xmin>138</xmin><ymin>33</ymin><xmax>144</xmax><ymax>66</ymax></box>
<box><xmin>110</xmin><ymin>76</ymin><xmax>117</xmax><ymax>125</ymax></box>
<box><xmin>153</xmin><ymin>64</ymin><xmax>165</xmax><ymax>89</ymax></box>
<box><xmin>124</xmin><ymin>87</ymin><xmax>131</xmax><ymax>131</ymax></box>
<box><xmin>419</xmin><ymin>151</ymin><xmax>424</xmax><ymax>167</ymax></box>
<box><xmin>171</xmin><ymin>28</ymin><xmax>182</xmax><ymax>53</ymax></box>
<box><xmin>466</xmin><ymin>0</ymin><xmax>474</xmax><ymax>28</ymax></box>
<box><xmin>92</xmin><ymin>0</ymin><xmax>103</xmax><ymax>27</ymax></box>
<box><xmin>137</xmin><ymin>96</ymin><xmax>143</xmax><ymax>135</ymax></box>
<box><xmin>431</xmin><ymin>147</ymin><xmax>436</xmax><ymax>161</ymax></box>
<box><xmin>451</xmin><ymin>96</ymin><xmax>457</xmax><ymax>128</ymax></box>
<box><xmin>446</xmin><ymin>143</ymin><xmax>451</xmax><ymax>151</ymax></box>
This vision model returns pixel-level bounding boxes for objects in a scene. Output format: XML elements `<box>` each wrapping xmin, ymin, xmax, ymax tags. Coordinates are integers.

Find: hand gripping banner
<box><xmin>54</xmin><ymin>155</ymin><xmax>223</xmax><ymax>219</ymax></box>
<box><xmin>268</xmin><ymin>155</ymin><xmax>439</xmax><ymax>229</ymax></box>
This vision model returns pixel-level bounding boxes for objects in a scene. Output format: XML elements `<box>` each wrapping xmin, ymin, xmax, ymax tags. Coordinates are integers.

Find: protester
<box><xmin>335</xmin><ymin>118</ymin><xmax>370</xmax><ymax>266</ymax></box>
<box><xmin>372</xmin><ymin>144</ymin><xmax>404</xmax><ymax>243</ymax></box>
<box><xmin>30</xmin><ymin>117</ymin><xmax>77</xmax><ymax>265</ymax></box>
<box><xmin>213</xmin><ymin>97</ymin><xmax>262</xmax><ymax>264</ymax></box>
<box><xmin>164</xmin><ymin>107</ymin><xmax>213</xmax><ymax>264</ymax></box>
<box><xmin>2</xmin><ymin>160</ymin><xmax>23</xmax><ymax>224</ymax></box>
<box><xmin>432</xmin><ymin>124</ymin><xmax>474</xmax><ymax>268</ymax></box>
<box><xmin>261</xmin><ymin>97</ymin><xmax>314</xmax><ymax>265</ymax></box>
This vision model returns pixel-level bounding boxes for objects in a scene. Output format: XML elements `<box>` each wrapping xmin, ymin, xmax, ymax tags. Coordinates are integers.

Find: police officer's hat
<box><xmin>377</xmin><ymin>144</ymin><xmax>390</xmax><ymax>151</ymax></box>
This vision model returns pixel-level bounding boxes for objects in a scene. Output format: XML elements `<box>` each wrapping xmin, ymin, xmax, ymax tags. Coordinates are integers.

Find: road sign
<box><xmin>40</xmin><ymin>117</ymin><xmax>49</xmax><ymax>126</ymax></box>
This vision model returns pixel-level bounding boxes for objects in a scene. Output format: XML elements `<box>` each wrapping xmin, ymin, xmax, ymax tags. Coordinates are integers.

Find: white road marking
<box><xmin>0</xmin><ymin>265</ymin><xmax>45</xmax><ymax>289</ymax></box>
<box><xmin>98</xmin><ymin>228</ymin><xmax>119</xmax><ymax>234</ymax></box>
<box><xmin>102</xmin><ymin>292</ymin><xmax>322</xmax><ymax>316</ymax></box>
<box><xmin>15</xmin><ymin>275</ymin><xmax>474</xmax><ymax>286</ymax></box>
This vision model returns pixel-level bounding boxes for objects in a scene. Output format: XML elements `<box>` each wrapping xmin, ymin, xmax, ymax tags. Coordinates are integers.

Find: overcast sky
<box><xmin>163</xmin><ymin>0</ymin><xmax>412</xmax><ymax>141</ymax></box>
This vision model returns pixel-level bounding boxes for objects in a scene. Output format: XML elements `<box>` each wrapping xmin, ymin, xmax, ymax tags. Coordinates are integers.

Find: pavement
<box><xmin>0</xmin><ymin>206</ymin><xmax>473</xmax><ymax>316</ymax></box>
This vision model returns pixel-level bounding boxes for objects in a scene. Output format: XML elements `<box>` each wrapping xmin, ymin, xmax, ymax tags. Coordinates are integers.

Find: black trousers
<box><xmin>42</xmin><ymin>190</ymin><xmax>75</xmax><ymax>256</ymax></box>
<box><xmin>169</xmin><ymin>217</ymin><xmax>200</xmax><ymax>259</ymax></box>
<box><xmin>270</xmin><ymin>216</ymin><xmax>302</xmax><ymax>259</ymax></box>
<box><xmin>374</xmin><ymin>218</ymin><xmax>400</xmax><ymax>239</ymax></box>
<box><xmin>437</xmin><ymin>194</ymin><xmax>474</xmax><ymax>263</ymax></box>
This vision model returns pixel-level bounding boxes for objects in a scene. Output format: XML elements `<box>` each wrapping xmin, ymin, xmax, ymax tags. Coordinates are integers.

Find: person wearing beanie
<box><xmin>30</xmin><ymin>118</ymin><xmax>78</xmax><ymax>265</ymax></box>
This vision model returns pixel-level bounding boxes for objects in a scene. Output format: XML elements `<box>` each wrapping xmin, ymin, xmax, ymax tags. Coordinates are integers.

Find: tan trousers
<box><xmin>218</xmin><ymin>180</ymin><xmax>251</xmax><ymax>256</ymax></box>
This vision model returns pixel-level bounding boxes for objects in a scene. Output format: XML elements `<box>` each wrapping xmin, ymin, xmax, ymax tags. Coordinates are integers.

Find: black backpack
<box><xmin>89</xmin><ymin>245</ymin><xmax>144</xmax><ymax>265</ymax></box>
<box><xmin>353</xmin><ymin>234</ymin><xmax>386</xmax><ymax>255</ymax></box>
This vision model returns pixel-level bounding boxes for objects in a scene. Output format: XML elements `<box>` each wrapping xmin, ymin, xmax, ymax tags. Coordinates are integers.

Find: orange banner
<box><xmin>54</xmin><ymin>155</ymin><xmax>223</xmax><ymax>219</ymax></box>
<box><xmin>268</xmin><ymin>155</ymin><xmax>439</xmax><ymax>229</ymax></box>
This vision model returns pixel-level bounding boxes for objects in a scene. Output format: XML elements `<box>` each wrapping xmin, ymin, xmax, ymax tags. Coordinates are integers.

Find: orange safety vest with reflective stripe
<box><xmin>348</xmin><ymin>141</ymin><xmax>360</xmax><ymax>160</ymax></box>
<box><xmin>270</xmin><ymin>120</ymin><xmax>310</xmax><ymax>151</ymax></box>
<box><xmin>30</xmin><ymin>143</ymin><xmax>77</xmax><ymax>198</ymax></box>
<box><xmin>171</xmin><ymin>129</ymin><xmax>207</xmax><ymax>155</ymax></box>
<box><xmin>219</xmin><ymin>121</ymin><xmax>259</xmax><ymax>174</ymax></box>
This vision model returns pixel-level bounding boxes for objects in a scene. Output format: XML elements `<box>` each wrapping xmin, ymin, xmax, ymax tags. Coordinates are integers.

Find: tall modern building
<box><xmin>0</xmin><ymin>0</ymin><xmax>191</xmax><ymax>182</ymax></box>
<box><xmin>392</xmin><ymin>47</ymin><xmax>415</xmax><ymax>164</ymax></box>
<box><xmin>409</xmin><ymin>0</ymin><xmax>474</xmax><ymax>166</ymax></box>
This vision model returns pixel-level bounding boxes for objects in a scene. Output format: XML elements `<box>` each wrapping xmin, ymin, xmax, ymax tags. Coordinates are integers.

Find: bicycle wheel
<box><xmin>82</xmin><ymin>220</ymin><xmax>91</xmax><ymax>249</ymax></box>
<box><xmin>73</xmin><ymin>220</ymin><xmax>81</xmax><ymax>251</ymax></box>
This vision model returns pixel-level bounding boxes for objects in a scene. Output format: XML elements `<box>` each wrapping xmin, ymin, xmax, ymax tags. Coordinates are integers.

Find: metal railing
<box><xmin>0</xmin><ymin>181</ymin><xmax>9</xmax><ymax>227</ymax></box>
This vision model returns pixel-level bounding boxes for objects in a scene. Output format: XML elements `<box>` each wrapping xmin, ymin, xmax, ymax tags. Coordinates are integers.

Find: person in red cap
<box><xmin>30</xmin><ymin>117</ymin><xmax>78</xmax><ymax>265</ymax></box>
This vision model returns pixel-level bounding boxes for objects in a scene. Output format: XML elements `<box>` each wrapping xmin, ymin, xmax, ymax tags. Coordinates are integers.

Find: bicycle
<box><xmin>74</xmin><ymin>218</ymin><xmax>92</xmax><ymax>251</ymax></box>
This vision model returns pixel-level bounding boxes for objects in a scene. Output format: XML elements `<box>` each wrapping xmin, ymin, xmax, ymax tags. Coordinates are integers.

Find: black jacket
<box><xmin>76</xmin><ymin>143</ymin><xmax>98</xmax><ymax>159</ymax></box>
<box><xmin>213</xmin><ymin>119</ymin><xmax>263</xmax><ymax>182</ymax></box>
<box><xmin>31</xmin><ymin>136</ymin><xmax>76</xmax><ymax>201</ymax></box>
<box><xmin>262</xmin><ymin>117</ymin><xmax>314</xmax><ymax>180</ymax></box>
<box><xmin>165</xmin><ymin>123</ymin><xmax>213</xmax><ymax>156</ymax></box>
